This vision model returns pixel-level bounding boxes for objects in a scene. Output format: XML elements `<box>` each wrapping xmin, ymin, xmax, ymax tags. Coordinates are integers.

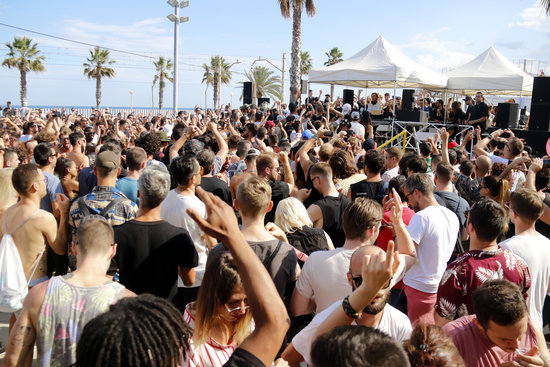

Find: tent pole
<box><xmin>443</xmin><ymin>91</ymin><xmax>447</xmax><ymax>122</ymax></box>
<box><xmin>392</xmin><ymin>80</ymin><xmax>396</xmax><ymax>121</ymax></box>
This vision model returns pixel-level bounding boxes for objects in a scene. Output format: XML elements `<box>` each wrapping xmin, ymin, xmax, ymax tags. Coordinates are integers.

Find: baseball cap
<box><xmin>246</xmin><ymin>148</ymin><xmax>260</xmax><ymax>157</ymax></box>
<box><xmin>95</xmin><ymin>151</ymin><xmax>120</xmax><ymax>170</ymax></box>
<box><xmin>302</xmin><ymin>130</ymin><xmax>315</xmax><ymax>140</ymax></box>
<box><xmin>351</xmin><ymin>111</ymin><xmax>360</xmax><ymax>121</ymax></box>
<box><xmin>155</xmin><ymin>130</ymin><xmax>170</xmax><ymax>142</ymax></box>
<box><xmin>265</xmin><ymin>120</ymin><xmax>276</xmax><ymax>128</ymax></box>
<box><xmin>342</xmin><ymin>103</ymin><xmax>352</xmax><ymax>115</ymax></box>
<box><xmin>463</xmin><ymin>96</ymin><xmax>472</xmax><ymax>101</ymax></box>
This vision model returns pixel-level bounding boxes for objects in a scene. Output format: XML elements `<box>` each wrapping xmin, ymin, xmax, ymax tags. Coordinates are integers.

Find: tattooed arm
<box><xmin>3</xmin><ymin>282</ymin><xmax>47</xmax><ymax>367</ymax></box>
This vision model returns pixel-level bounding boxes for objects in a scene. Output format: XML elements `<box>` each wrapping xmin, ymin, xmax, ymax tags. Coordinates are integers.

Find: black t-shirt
<box><xmin>223</xmin><ymin>348</ymin><xmax>265</xmax><ymax>367</ymax></box>
<box><xmin>199</xmin><ymin>176</ymin><xmax>232</xmax><ymax>206</ymax></box>
<box><xmin>349</xmin><ymin>180</ymin><xmax>387</xmax><ymax>203</ymax></box>
<box><xmin>314</xmin><ymin>194</ymin><xmax>351</xmax><ymax>247</ymax></box>
<box><xmin>209</xmin><ymin>239</ymin><xmax>297</xmax><ymax>300</ymax></box>
<box><xmin>113</xmin><ymin>220</ymin><xmax>198</xmax><ymax>300</ymax></box>
<box><xmin>535</xmin><ymin>191</ymin><xmax>550</xmax><ymax>238</ymax></box>
<box><xmin>265</xmin><ymin>180</ymin><xmax>290</xmax><ymax>224</ymax></box>
<box><xmin>469</xmin><ymin>102</ymin><xmax>489</xmax><ymax>132</ymax></box>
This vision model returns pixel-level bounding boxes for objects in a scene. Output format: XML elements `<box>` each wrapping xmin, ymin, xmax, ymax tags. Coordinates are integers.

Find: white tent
<box><xmin>446</xmin><ymin>47</ymin><xmax>534</xmax><ymax>96</ymax></box>
<box><xmin>308</xmin><ymin>36</ymin><xmax>448</xmax><ymax>89</ymax></box>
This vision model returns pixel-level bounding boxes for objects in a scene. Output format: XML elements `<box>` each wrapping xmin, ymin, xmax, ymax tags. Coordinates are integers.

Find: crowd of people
<box><xmin>0</xmin><ymin>89</ymin><xmax>549</xmax><ymax>367</ymax></box>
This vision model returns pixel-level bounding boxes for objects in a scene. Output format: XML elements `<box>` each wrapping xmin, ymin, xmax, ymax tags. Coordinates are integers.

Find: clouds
<box><xmin>397</xmin><ymin>28</ymin><xmax>475</xmax><ymax>72</ymax></box>
<box><xmin>512</xmin><ymin>2</ymin><xmax>550</xmax><ymax>32</ymax></box>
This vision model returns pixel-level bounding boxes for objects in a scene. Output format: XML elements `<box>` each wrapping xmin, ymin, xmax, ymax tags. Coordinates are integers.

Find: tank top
<box><xmin>314</xmin><ymin>194</ymin><xmax>351</xmax><ymax>247</ymax></box>
<box><xmin>37</xmin><ymin>276</ymin><xmax>126</xmax><ymax>367</ymax></box>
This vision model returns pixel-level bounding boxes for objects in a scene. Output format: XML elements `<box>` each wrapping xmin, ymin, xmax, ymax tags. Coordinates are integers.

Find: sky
<box><xmin>0</xmin><ymin>0</ymin><xmax>549</xmax><ymax>110</ymax></box>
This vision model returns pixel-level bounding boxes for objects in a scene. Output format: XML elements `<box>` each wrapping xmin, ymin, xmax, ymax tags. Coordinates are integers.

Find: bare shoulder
<box><xmin>121</xmin><ymin>288</ymin><xmax>136</xmax><ymax>298</ymax></box>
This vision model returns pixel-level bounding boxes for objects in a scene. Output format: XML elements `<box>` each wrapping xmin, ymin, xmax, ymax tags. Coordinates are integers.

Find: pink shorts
<box><xmin>404</xmin><ymin>285</ymin><xmax>437</xmax><ymax>326</ymax></box>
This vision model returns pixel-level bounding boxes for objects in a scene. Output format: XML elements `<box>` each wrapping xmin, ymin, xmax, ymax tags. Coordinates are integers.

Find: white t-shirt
<box><xmin>295</xmin><ymin>248</ymin><xmax>354</xmax><ymax>314</ymax></box>
<box><xmin>350</xmin><ymin>121</ymin><xmax>365</xmax><ymax>139</ymax></box>
<box><xmin>404</xmin><ymin>205</ymin><xmax>459</xmax><ymax>293</ymax></box>
<box><xmin>295</xmin><ymin>249</ymin><xmax>407</xmax><ymax>314</ymax></box>
<box><xmin>292</xmin><ymin>301</ymin><xmax>412</xmax><ymax>365</ymax></box>
<box><xmin>382</xmin><ymin>166</ymin><xmax>399</xmax><ymax>183</ymax></box>
<box><xmin>160</xmin><ymin>190</ymin><xmax>208</xmax><ymax>288</ymax></box>
<box><xmin>367</xmin><ymin>101</ymin><xmax>383</xmax><ymax>115</ymax></box>
<box><xmin>499</xmin><ymin>233</ymin><xmax>550</xmax><ymax>327</ymax></box>
<box><xmin>163</xmin><ymin>123</ymin><xmax>173</xmax><ymax>137</ymax></box>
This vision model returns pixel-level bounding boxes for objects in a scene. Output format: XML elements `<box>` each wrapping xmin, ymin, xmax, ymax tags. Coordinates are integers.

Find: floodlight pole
<box><xmin>173</xmin><ymin>3</ymin><xmax>179</xmax><ymax>114</ymax></box>
<box><xmin>167</xmin><ymin>0</ymin><xmax>189</xmax><ymax>115</ymax></box>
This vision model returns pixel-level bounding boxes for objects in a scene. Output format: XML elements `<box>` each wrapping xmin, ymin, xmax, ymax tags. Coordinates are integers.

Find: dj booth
<box><xmin>373</xmin><ymin>119</ymin><xmax>475</xmax><ymax>153</ymax></box>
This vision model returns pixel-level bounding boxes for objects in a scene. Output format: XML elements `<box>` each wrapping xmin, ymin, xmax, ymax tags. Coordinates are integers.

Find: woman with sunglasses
<box><xmin>184</xmin><ymin>252</ymin><xmax>253</xmax><ymax>367</ymax></box>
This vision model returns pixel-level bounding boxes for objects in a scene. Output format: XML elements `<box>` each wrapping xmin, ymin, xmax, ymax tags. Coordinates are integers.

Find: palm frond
<box><xmin>279</xmin><ymin>0</ymin><xmax>291</xmax><ymax>18</ymax></box>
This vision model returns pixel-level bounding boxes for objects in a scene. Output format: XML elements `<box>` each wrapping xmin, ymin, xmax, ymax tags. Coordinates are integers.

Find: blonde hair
<box><xmin>275</xmin><ymin>197</ymin><xmax>313</xmax><ymax>233</ymax></box>
<box><xmin>236</xmin><ymin>177</ymin><xmax>271</xmax><ymax>218</ymax></box>
<box><xmin>193</xmin><ymin>252</ymin><xmax>252</xmax><ymax>346</ymax></box>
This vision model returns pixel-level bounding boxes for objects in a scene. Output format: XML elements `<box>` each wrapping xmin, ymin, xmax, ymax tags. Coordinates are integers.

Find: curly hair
<box><xmin>76</xmin><ymin>294</ymin><xmax>190</xmax><ymax>367</ymax></box>
<box><xmin>137</xmin><ymin>132</ymin><xmax>161</xmax><ymax>157</ymax></box>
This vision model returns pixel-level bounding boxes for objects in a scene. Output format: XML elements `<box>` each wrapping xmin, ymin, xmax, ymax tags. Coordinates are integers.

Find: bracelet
<box><xmin>342</xmin><ymin>295</ymin><xmax>360</xmax><ymax>319</ymax></box>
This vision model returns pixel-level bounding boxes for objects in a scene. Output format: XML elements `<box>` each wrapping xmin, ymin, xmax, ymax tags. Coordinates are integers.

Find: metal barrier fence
<box><xmin>28</xmin><ymin>106</ymin><xmax>188</xmax><ymax>118</ymax></box>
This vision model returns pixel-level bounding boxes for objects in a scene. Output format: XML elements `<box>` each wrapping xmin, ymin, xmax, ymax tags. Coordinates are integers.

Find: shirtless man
<box><xmin>1</xmin><ymin>164</ymin><xmax>69</xmax><ymax>292</ymax></box>
<box><xmin>66</xmin><ymin>131</ymin><xmax>89</xmax><ymax>170</ymax></box>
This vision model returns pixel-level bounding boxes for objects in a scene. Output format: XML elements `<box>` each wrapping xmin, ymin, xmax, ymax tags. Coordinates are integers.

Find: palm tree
<box><xmin>83</xmin><ymin>47</ymin><xmax>116</xmax><ymax>110</ymax></box>
<box><xmin>242</xmin><ymin>66</ymin><xmax>282</xmax><ymax>103</ymax></box>
<box><xmin>201</xmin><ymin>56</ymin><xmax>233</xmax><ymax>109</ymax></box>
<box><xmin>153</xmin><ymin>57</ymin><xmax>173</xmax><ymax>111</ymax></box>
<box><xmin>324</xmin><ymin>47</ymin><xmax>344</xmax><ymax>100</ymax></box>
<box><xmin>278</xmin><ymin>0</ymin><xmax>316</xmax><ymax>103</ymax></box>
<box><xmin>2</xmin><ymin>37</ymin><xmax>45</xmax><ymax>105</ymax></box>
<box><xmin>300</xmin><ymin>51</ymin><xmax>313</xmax><ymax>75</ymax></box>
<box><xmin>541</xmin><ymin>0</ymin><xmax>550</xmax><ymax>13</ymax></box>
<box><xmin>324</xmin><ymin>47</ymin><xmax>343</xmax><ymax>67</ymax></box>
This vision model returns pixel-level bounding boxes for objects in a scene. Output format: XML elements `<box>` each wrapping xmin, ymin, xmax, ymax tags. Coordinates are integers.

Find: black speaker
<box><xmin>243</xmin><ymin>82</ymin><xmax>253</xmax><ymax>105</ymax></box>
<box><xmin>257</xmin><ymin>97</ymin><xmax>270</xmax><ymax>106</ymax></box>
<box><xmin>495</xmin><ymin>103</ymin><xmax>519</xmax><ymax>129</ymax></box>
<box><xmin>530</xmin><ymin>104</ymin><xmax>550</xmax><ymax>131</ymax></box>
<box><xmin>532</xmin><ymin>77</ymin><xmax>550</xmax><ymax>103</ymax></box>
<box><xmin>301</xmin><ymin>80</ymin><xmax>308</xmax><ymax>94</ymax></box>
<box><xmin>343</xmin><ymin>89</ymin><xmax>354</xmax><ymax>106</ymax></box>
<box><xmin>529</xmin><ymin>77</ymin><xmax>550</xmax><ymax>131</ymax></box>
<box><xmin>402</xmin><ymin>89</ymin><xmax>415</xmax><ymax>111</ymax></box>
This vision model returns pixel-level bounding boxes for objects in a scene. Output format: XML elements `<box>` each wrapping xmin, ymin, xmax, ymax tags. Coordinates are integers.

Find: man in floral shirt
<box><xmin>434</xmin><ymin>198</ymin><xmax>530</xmax><ymax>326</ymax></box>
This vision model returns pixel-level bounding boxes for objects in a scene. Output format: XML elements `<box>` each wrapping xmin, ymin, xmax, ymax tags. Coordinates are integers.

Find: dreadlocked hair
<box><xmin>76</xmin><ymin>294</ymin><xmax>190</xmax><ymax>367</ymax></box>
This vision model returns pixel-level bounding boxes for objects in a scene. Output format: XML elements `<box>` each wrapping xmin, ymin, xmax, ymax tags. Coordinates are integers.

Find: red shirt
<box><xmin>376</xmin><ymin>207</ymin><xmax>415</xmax><ymax>289</ymax></box>
<box><xmin>435</xmin><ymin>247</ymin><xmax>531</xmax><ymax>320</ymax></box>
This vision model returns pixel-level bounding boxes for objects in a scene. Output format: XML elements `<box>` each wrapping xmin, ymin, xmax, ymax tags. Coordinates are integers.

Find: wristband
<box><xmin>342</xmin><ymin>295</ymin><xmax>360</xmax><ymax>319</ymax></box>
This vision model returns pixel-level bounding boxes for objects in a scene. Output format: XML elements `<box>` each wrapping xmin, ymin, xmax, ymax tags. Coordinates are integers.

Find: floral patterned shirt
<box><xmin>434</xmin><ymin>247</ymin><xmax>531</xmax><ymax>321</ymax></box>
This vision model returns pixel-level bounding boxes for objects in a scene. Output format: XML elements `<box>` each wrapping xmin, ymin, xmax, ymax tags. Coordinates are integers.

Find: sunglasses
<box><xmin>352</xmin><ymin>275</ymin><xmax>392</xmax><ymax>289</ymax></box>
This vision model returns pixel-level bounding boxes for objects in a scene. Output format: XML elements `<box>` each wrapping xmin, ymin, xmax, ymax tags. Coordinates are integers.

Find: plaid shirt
<box><xmin>69</xmin><ymin>186</ymin><xmax>138</xmax><ymax>235</ymax></box>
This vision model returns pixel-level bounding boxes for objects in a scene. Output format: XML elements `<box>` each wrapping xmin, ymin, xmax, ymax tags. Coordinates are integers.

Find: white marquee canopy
<box><xmin>445</xmin><ymin>46</ymin><xmax>534</xmax><ymax>96</ymax></box>
<box><xmin>308</xmin><ymin>36</ymin><xmax>448</xmax><ymax>89</ymax></box>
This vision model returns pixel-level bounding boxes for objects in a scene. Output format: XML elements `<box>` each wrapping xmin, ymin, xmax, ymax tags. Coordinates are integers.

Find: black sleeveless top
<box><xmin>314</xmin><ymin>194</ymin><xmax>351</xmax><ymax>247</ymax></box>
<box><xmin>265</xmin><ymin>179</ymin><xmax>290</xmax><ymax>224</ymax></box>
<box><xmin>349</xmin><ymin>179</ymin><xmax>386</xmax><ymax>203</ymax></box>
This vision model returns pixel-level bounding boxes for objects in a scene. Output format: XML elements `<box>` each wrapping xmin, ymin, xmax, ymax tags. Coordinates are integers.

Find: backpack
<box><xmin>76</xmin><ymin>196</ymin><xmax>126</xmax><ymax>219</ymax></box>
<box><xmin>0</xmin><ymin>210</ymin><xmax>45</xmax><ymax>312</ymax></box>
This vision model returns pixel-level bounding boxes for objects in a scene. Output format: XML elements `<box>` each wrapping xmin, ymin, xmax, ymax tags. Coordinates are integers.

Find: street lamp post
<box><xmin>230</xmin><ymin>92</ymin><xmax>233</xmax><ymax>107</ymax></box>
<box><xmin>167</xmin><ymin>0</ymin><xmax>189</xmax><ymax>115</ymax></box>
<box><xmin>129</xmin><ymin>90</ymin><xmax>134</xmax><ymax>110</ymax></box>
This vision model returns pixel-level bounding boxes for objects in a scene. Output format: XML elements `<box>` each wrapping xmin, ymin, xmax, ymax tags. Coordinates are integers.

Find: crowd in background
<box><xmin>1</xmin><ymin>89</ymin><xmax>550</xmax><ymax>367</ymax></box>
